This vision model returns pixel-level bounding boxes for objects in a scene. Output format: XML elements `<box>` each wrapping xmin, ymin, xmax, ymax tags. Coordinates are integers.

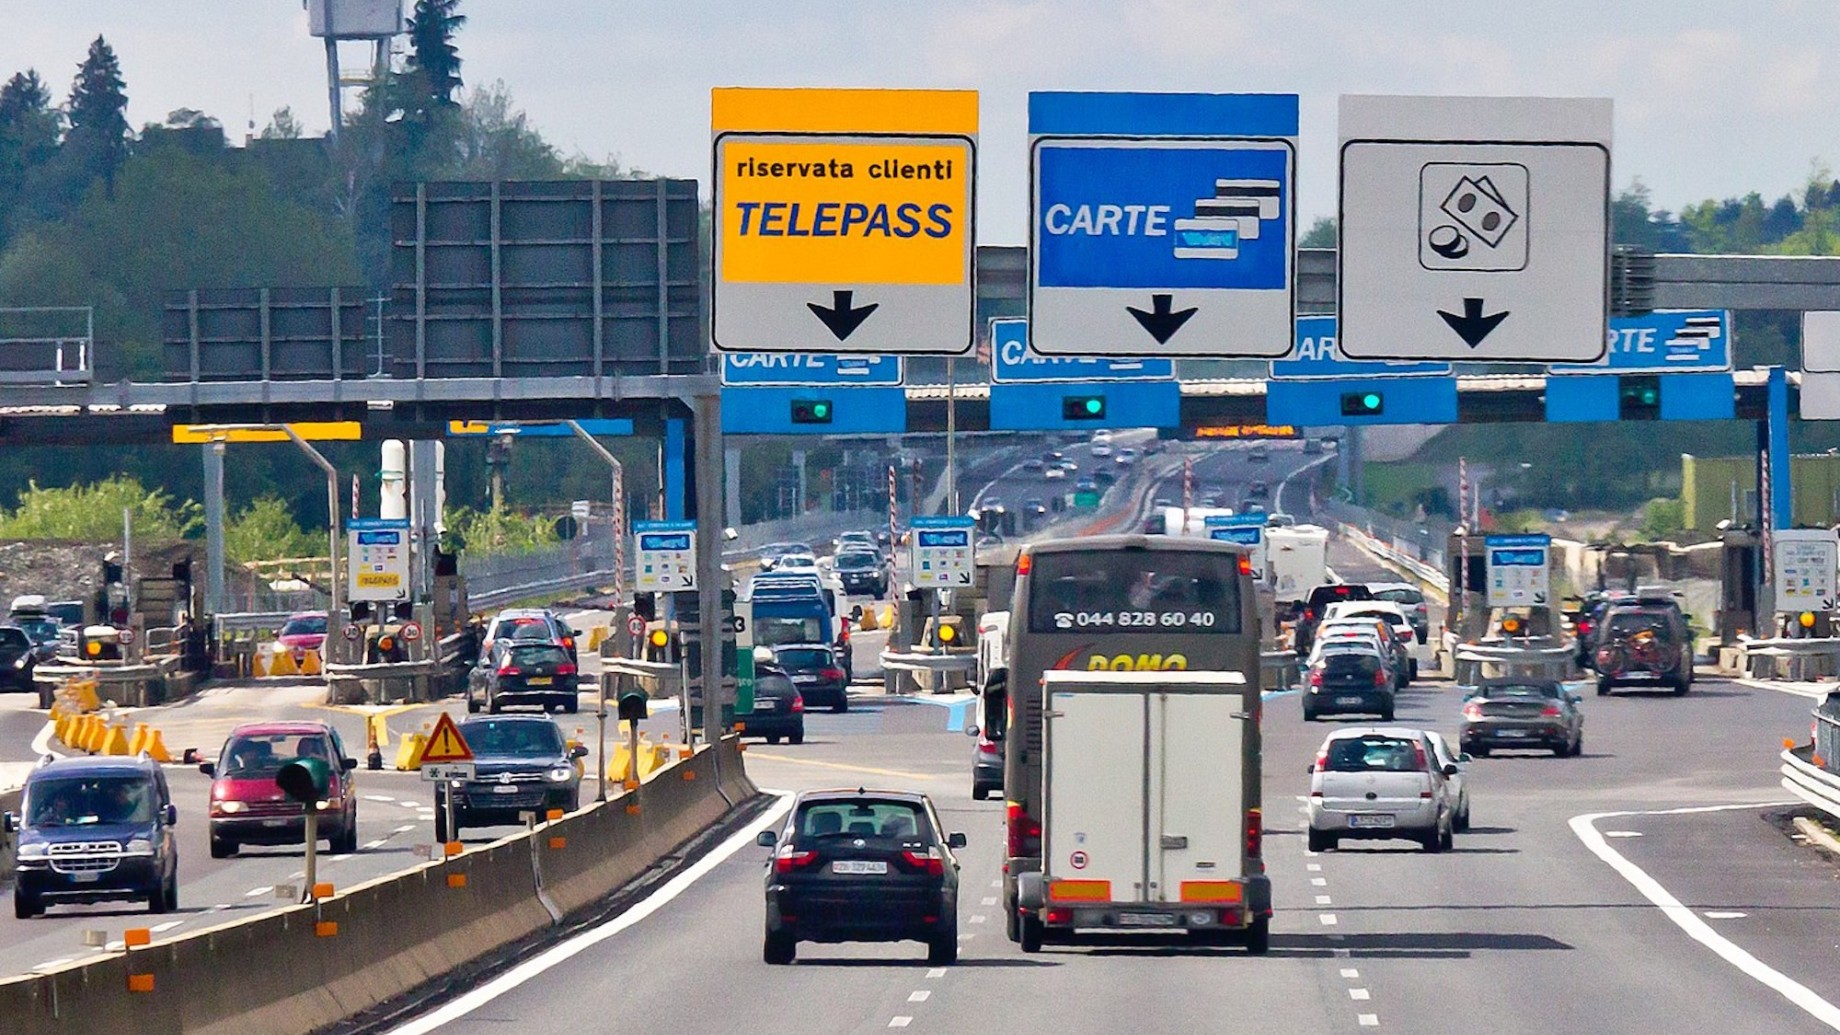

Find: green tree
<box><xmin>0</xmin><ymin>476</ymin><xmax>200</xmax><ymax>542</ymax></box>
<box><xmin>224</xmin><ymin>495</ymin><xmax>321</xmax><ymax>563</ymax></box>
<box><xmin>260</xmin><ymin>106</ymin><xmax>303</xmax><ymax>140</ymax></box>
<box><xmin>65</xmin><ymin>36</ymin><xmax>130</xmax><ymax>197</ymax></box>
<box><xmin>1299</xmin><ymin>216</ymin><xmax>1335</xmax><ymax>249</ymax></box>
<box><xmin>405</xmin><ymin>0</ymin><xmax>466</xmax><ymax>113</ymax></box>
<box><xmin>0</xmin><ymin>70</ymin><xmax>61</xmax><ymax>237</ymax></box>
<box><xmin>452</xmin><ymin>81</ymin><xmax>562</xmax><ymax>179</ymax></box>
<box><xmin>445</xmin><ymin>503</ymin><xmax>557</xmax><ymax>555</ymax></box>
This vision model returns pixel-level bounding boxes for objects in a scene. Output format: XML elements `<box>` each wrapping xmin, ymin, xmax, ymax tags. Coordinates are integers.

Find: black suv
<box><xmin>1293</xmin><ymin>583</ymin><xmax>1373</xmax><ymax>656</ymax></box>
<box><xmin>1593</xmin><ymin>603</ymin><xmax>1694</xmax><ymax>695</ymax></box>
<box><xmin>433</xmin><ymin>715</ymin><xmax>586</xmax><ymax>842</ymax></box>
<box><xmin>832</xmin><ymin>549</ymin><xmax>889</xmax><ymax>598</ymax></box>
<box><xmin>773</xmin><ymin>643</ymin><xmax>849</xmax><ymax>713</ymax></box>
<box><xmin>759</xmin><ymin>789</ymin><xmax>966</xmax><ymax>965</ymax></box>
<box><xmin>7</xmin><ymin>756</ymin><xmax>180</xmax><ymax>917</ymax></box>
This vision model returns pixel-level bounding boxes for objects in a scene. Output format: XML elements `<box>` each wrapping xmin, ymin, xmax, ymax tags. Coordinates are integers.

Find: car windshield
<box><xmin>835</xmin><ymin>553</ymin><xmax>879</xmax><ymax>569</ymax></box>
<box><xmin>219</xmin><ymin>732</ymin><xmax>333</xmax><ymax>777</ymax></box>
<box><xmin>13</xmin><ymin>618</ymin><xmax>58</xmax><ymax>643</ymax></box>
<box><xmin>25</xmin><ymin>775</ymin><xmax>155</xmax><ymax>827</ymax></box>
<box><xmin>502</xmin><ymin>618</ymin><xmax>555</xmax><ymax>642</ymax></box>
<box><xmin>1372</xmin><ymin>588</ymin><xmax>1424</xmax><ymax>606</ymax></box>
<box><xmin>775</xmin><ymin>648</ymin><xmax>832</xmax><ymax>669</ymax></box>
<box><xmin>1324</xmin><ymin>736</ymin><xmax>1423</xmax><ymax>773</ymax></box>
<box><xmin>1321</xmin><ymin>652</ymin><xmax>1382</xmax><ymax>674</ymax></box>
<box><xmin>508</xmin><ymin>644</ymin><xmax>569</xmax><ymax>667</ymax></box>
<box><xmin>1605</xmin><ymin>612</ymin><xmax>1670</xmax><ymax>637</ymax></box>
<box><xmin>756</xmin><ymin>617</ymin><xmax>827</xmax><ymax>647</ymax></box>
<box><xmin>462</xmin><ymin>719</ymin><xmax>564</xmax><ymax>757</ymax></box>
<box><xmin>796</xmin><ymin>800</ymin><xmax>929</xmax><ymax>843</ymax></box>
<box><xmin>281</xmin><ymin>615</ymin><xmax>327</xmax><ymax>637</ymax></box>
<box><xmin>1479</xmin><ymin>683</ymin><xmax>1561</xmax><ymax>699</ymax></box>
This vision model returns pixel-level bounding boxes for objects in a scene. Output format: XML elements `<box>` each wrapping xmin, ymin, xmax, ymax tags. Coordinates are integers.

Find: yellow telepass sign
<box><xmin>171</xmin><ymin>422</ymin><xmax>361</xmax><ymax>444</ymax></box>
<box><xmin>711</xmin><ymin>88</ymin><xmax>977</xmax><ymax>356</ymax></box>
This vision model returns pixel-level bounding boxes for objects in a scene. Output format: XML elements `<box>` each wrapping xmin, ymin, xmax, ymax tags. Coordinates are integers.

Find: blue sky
<box><xmin>0</xmin><ymin>1</ymin><xmax>1833</xmax><ymax>241</ymax></box>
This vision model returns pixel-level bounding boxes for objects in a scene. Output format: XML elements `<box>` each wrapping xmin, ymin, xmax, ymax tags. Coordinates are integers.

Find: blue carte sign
<box><xmin>1269</xmin><ymin>316</ymin><xmax>1452</xmax><ymax>380</ymax></box>
<box><xmin>988</xmin><ymin>318</ymin><xmax>1173</xmax><ymax>383</ymax></box>
<box><xmin>1552</xmin><ymin>310</ymin><xmax>1730</xmax><ymax>374</ymax></box>
<box><xmin>721</xmin><ymin>352</ymin><xmax>903</xmax><ymax>387</ymax></box>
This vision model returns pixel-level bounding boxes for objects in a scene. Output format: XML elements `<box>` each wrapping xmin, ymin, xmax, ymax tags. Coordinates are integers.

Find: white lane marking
<box><xmin>908</xmin><ymin>991</ymin><xmax>931</xmax><ymax>1002</ymax></box>
<box><xmin>1315</xmin><ymin>895</ymin><xmax>1333</xmax><ymax>905</ymax></box>
<box><xmin>969</xmin><ymin>914</ymin><xmax>986</xmax><ymax>924</ymax></box>
<box><xmin>889</xmin><ymin>1019</ymin><xmax>913</xmax><ymax>1029</ymax></box>
<box><xmin>29</xmin><ymin>720</ymin><xmax>65</xmax><ymax>760</ymax></box>
<box><xmin>151</xmin><ymin>920</ymin><xmax>183</xmax><ymax>933</ymax></box>
<box><xmin>364</xmin><ymin>795</ymin><xmax>396</xmax><ymax>803</ymax></box>
<box><xmin>244</xmin><ymin>886</ymin><xmax>271</xmax><ymax>898</ymax></box>
<box><xmin>1734</xmin><ymin>678</ymin><xmax>1830</xmax><ymax>700</ymax></box>
<box><xmin>1319</xmin><ymin>914</ymin><xmax>1338</xmax><ymax>926</ymax></box>
<box><xmin>383</xmin><ymin>794</ymin><xmax>793</xmax><ymax>1035</ymax></box>
<box><xmin>1706</xmin><ymin>911</ymin><xmax>1749</xmax><ymax>920</ymax></box>
<box><xmin>1358</xmin><ymin>1015</ymin><xmax>1379</xmax><ymax>1027</ymax></box>
<box><xmin>1350</xmin><ymin>988</ymin><xmax>1371</xmax><ymax>1001</ymax></box>
<box><xmin>990</xmin><ymin>879</ymin><xmax>1001</xmax><ymax>888</ymax></box>
<box><xmin>980</xmin><ymin>896</ymin><xmax>997</xmax><ymax>906</ymax></box>
<box><xmin>394</xmin><ymin>825</ymin><xmax>416</xmax><ymax>833</ymax></box>
<box><xmin>1311</xmin><ymin>877</ymin><xmax>1328</xmax><ymax>887</ymax></box>
<box><xmin>1603</xmin><ymin>830</ymin><xmax>1643</xmax><ymax>838</ymax></box>
<box><xmin>926</xmin><ymin>967</ymin><xmax>947</xmax><ymax>979</ymax></box>
<box><xmin>364</xmin><ymin>839</ymin><xmax>389</xmax><ymax>850</ymax></box>
<box><xmin>1341</xmin><ymin>968</ymin><xmax>1360</xmax><ymax>979</ymax></box>
<box><xmin>1572</xmin><ymin>802</ymin><xmax>1840</xmax><ymax>1031</ymax></box>
<box><xmin>33</xmin><ymin>957</ymin><xmax>72</xmax><ymax>970</ymax></box>
<box><xmin>1307</xmin><ymin>863</ymin><xmax>1322</xmax><ymax>872</ymax></box>
<box><xmin>329</xmin><ymin>854</ymin><xmax>353</xmax><ymax>862</ymax></box>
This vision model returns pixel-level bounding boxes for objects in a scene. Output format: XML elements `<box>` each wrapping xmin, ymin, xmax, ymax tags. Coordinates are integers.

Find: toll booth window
<box><xmin>1026</xmin><ymin>550</ymin><xmax>1242</xmax><ymax>634</ymax></box>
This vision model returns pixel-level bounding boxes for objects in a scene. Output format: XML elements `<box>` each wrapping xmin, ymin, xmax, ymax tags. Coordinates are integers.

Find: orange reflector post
<box><xmin>446</xmin><ymin>873</ymin><xmax>467</xmax><ymax>889</ymax></box>
<box><xmin>311</xmin><ymin>882</ymin><xmax>335</xmax><ymax>900</ymax></box>
<box><xmin>548</xmin><ymin>836</ymin><xmax>567</xmax><ymax>850</ymax></box>
<box><xmin>682</xmin><ymin>769</ymin><xmax>697</xmax><ymax>781</ymax></box>
<box><xmin>315</xmin><ymin>921</ymin><xmax>339</xmax><ymax>938</ymax></box>
<box><xmin>546</xmin><ymin>808</ymin><xmax>564</xmax><ymax>822</ymax></box>
<box><xmin>625</xmin><ymin>803</ymin><xmax>641</xmax><ymax>815</ymax></box>
<box><xmin>123</xmin><ymin>928</ymin><xmax>152</xmax><ymax>948</ymax></box>
<box><xmin>1179</xmin><ymin>881</ymin><xmax>1244</xmax><ymax>904</ymax></box>
<box><xmin>127</xmin><ymin>973</ymin><xmax>155</xmax><ymax>993</ymax></box>
<box><xmin>443</xmin><ymin>841</ymin><xmax>463</xmax><ymax>857</ymax></box>
<box><xmin>1047</xmin><ymin>879</ymin><xmax>1112</xmax><ymax>902</ymax></box>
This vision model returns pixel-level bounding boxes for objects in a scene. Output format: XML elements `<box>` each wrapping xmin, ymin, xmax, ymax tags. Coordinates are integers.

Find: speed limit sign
<box><xmin>626</xmin><ymin>614</ymin><xmax>645</xmax><ymax>639</ymax></box>
<box><xmin>401</xmin><ymin>621</ymin><xmax>422</xmax><ymax>642</ymax></box>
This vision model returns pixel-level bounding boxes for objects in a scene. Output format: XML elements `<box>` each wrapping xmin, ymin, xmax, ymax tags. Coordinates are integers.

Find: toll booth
<box><xmin>1444</xmin><ymin>533</ymin><xmax>1488</xmax><ymax>643</ymax></box>
<box><xmin>1716</xmin><ymin>530</ymin><xmax>1761</xmax><ymax>644</ymax></box>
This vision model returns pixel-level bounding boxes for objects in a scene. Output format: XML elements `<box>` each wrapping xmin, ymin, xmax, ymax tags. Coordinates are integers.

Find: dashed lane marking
<box><xmin>969</xmin><ymin>914</ymin><xmax>986</xmax><ymax>924</ymax></box>
<box><xmin>244</xmin><ymin>886</ymin><xmax>271</xmax><ymax>898</ymax></box>
<box><xmin>1319</xmin><ymin>914</ymin><xmax>1338</xmax><ymax>926</ymax></box>
<box><xmin>151</xmin><ymin>920</ymin><xmax>183</xmax><ymax>933</ymax></box>
<box><xmin>1311</xmin><ymin>878</ymin><xmax>1328</xmax><ymax>887</ymax></box>
<box><xmin>1706</xmin><ymin>911</ymin><xmax>1749</xmax><ymax>920</ymax></box>
<box><xmin>1358</xmin><ymin>1015</ymin><xmax>1379</xmax><ymax>1027</ymax></box>
<box><xmin>1307</xmin><ymin>863</ymin><xmax>1322</xmax><ymax>872</ymax></box>
<box><xmin>1350</xmin><ymin>989</ymin><xmax>1371</xmax><ymax>1001</ymax></box>
<box><xmin>908</xmin><ymin>991</ymin><xmax>931</xmax><ymax>1002</ymax></box>
<box><xmin>926</xmin><ymin>967</ymin><xmax>947</xmax><ymax>979</ymax></box>
<box><xmin>889</xmin><ymin>1019</ymin><xmax>913</xmax><ymax>1029</ymax></box>
<box><xmin>1341</xmin><ymin>968</ymin><xmax>1360</xmax><ymax>979</ymax></box>
<box><xmin>365</xmin><ymin>839</ymin><xmax>389</xmax><ymax>850</ymax></box>
<box><xmin>1316</xmin><ymin>895</ymin><xmax>1333</xmax><ymax>905</ymax></box>
<box><xmin>981</xmin><ymin>896</ymin><xmax>997</xmax><ymax>906</ymax></box>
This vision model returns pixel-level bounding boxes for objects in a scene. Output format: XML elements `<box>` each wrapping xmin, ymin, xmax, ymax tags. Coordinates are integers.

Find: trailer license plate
<box><xmin>1118</xmin><ymin>913</ymin><xmax>1177</xmax><ymax>927</ymax></box>
<box><xmin>832</xmin><ymin>860</ymin><xmax>887</xmax><ymax>875</ymax></box>
<box><xmin>1348</xmin><ymin>814</ymin><xmax>1395</xmax><ymax>829</ymax></box>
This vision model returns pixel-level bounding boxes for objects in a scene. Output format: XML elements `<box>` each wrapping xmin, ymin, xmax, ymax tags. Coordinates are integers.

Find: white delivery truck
<box><xmin>1266</xmin><ymin>524</ymin><xmax>1330</xmax><ymax>604</ymax></box>
<box><xmin>1015</xmin><ymin>669</ymin><xmax>1269</xmax><ymax>953</ymax></box>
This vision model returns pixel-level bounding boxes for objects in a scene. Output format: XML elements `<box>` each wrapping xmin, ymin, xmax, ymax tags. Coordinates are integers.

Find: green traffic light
<box><xmin>1362</xmin><ymin>393</ymin><xmax>1381</xmax><ymax>411</ymax></box>
<box><xmin>1084</xmin><ymin>398</ymin><xmax>1103</xmax><ymax>415</ymax></box>
<box><xmin>812</xmin><ymin>401</ymin><xmax>830</xmax><ymax>418</ymax></box>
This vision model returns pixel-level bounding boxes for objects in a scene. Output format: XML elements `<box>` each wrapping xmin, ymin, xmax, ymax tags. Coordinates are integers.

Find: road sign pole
<box><xmin>694</xmin><ymin>392</ymin><xmax>727</xmax><ymax>751</ymax></box>
<box><xmin>300</xmin><ymin>811</ymin><xmax>317</xmax><ymax>905</ymax></box>
<box><xmin>595</xmin><ymin>677</ymin><xmax>608</xmax><ymax>804</ymax></box>
<box><xmin>946</xmin><ymin>358</ymin><xmax>958</xmax><ymax>515</ymax></box>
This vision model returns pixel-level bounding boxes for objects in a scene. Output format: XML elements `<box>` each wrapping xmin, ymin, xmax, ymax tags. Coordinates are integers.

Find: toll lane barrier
<box><xmin>51</xmin><ymin>714</ymin><xmax>173</xmax><ymax>763</ymax></box>
<box><xmin>252</xmin><ymin>644</ymin><xmax>324</xmax><ymax>679</ymax></box>
<box><xmin>0</xmin><ymin>738</ymin><xmax>762</xmax><ymax>1035</ymax></box>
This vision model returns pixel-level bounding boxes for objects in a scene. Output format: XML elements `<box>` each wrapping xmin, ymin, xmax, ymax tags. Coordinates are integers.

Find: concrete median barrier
<box><xmin>0</xmin><ymin>738</ymin><xmax>762</xmax><ymax>1035</ymax></box>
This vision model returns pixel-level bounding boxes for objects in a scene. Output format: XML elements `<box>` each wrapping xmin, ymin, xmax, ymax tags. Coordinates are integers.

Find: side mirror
<box><xmin>756</xmin><ymin>830</ymin><xmax>778</xmax><ymax>848</ymax></box>
<box><xmin>964</xmin><ymin>725</ymin><xmax>981</xmax><ymax>738</ymax></box>
<box><xmin>947</xmin><ymin>832</ymin><xmax>968</xmax><ymax>849</ymax></box>
<box><xmin>569</xmin><ymin>745</ymin><xmax>590</xmax><ymax>760</ymax></box>
<box><xmin>1306</xmin><ymin>764</ymin><xmax>1316</xmax><ymax>774</ymax></box>
<box><xmin>341</xmin><ymin>757</ymin><xmax>358</xmax><ymax>771</ymax></box>
<box><xmin>163</xmin><ymin>803</ymin><xmax>178</xmax><ymax>826</ymax></box>
<box><xmin>198</xmin><ymin>762</ymin><xmax>215</xmax><ymax>777</ymax></box>
<box><xmin>1442</xmin><ymin>763</ymin><xmax>1460</xmax><ymax>777</ymax></box>
<box><xmin>1457</xmin><ymin>753</ymin><xmax>1474</xmax><ymax>764</ymax></box>
<box><xmin>1568</xmin><ymin>694</ymin><xmax>1582</xmax><ymax>704</ymax></box>
<box><xmin>2</xmin><ymin>812</ymin><xmax>15</xmax><ymax>833</ymax></box>
<box><xmin>570</xmin><ymin>627</ymin><xmax>587</xmax><ymax>638</ymax></box>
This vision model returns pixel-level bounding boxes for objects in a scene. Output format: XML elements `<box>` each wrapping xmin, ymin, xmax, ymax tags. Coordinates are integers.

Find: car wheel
<box><xmin>1244</xmin><ymin>916</ymin><xmax>1271</xmax><ymax>956</ymax></box>
<box><xmin>1019</xmin><ymin>914</ymin><xmax>1044</xmax><ymax>954</ymax></box>
<box><xmin>147</xmin><ymin>882</ymin><xmax>171</xmax><ymax>914</ymax></box>
<box><xmin>1573</xmin><ymin>735</ymin><xmax>1583</xmax><ymax>756</ymax></box>
<box><xmin>434</xmin><ymin>806</ymin><xmax>453</xmax><ymax>845</ymax></box>
<box><xmin>1672</xmin><ymin>678</ymin><xmax>1690</xmax><ymax>697</ymax></box>
<box><xmin>1380</xmin><ymin>708</ymin><xmax>1395</xmax><ymax>723</ymax></box>
<box><xmin>335</xmin><ymin>819</ymin><xmax>359</xmax><ymax>855</ymax></box>
<box><xmin>1421</xmin><ymin>822</ymin><xmax>1445</xmax><ymax>853</ymax></box>
<box><xmin>1440</xmin><ymin>817</ymin><xmax>1455</xmax><ymax>851</ymax></box>
<box><xmin>563</xmin><ymin>696</ymin><xmax>580</xmax><ymax>714</ymax></box>
<box><xmin>789</xmin><ymin>730</ymin><xmax>805</xmax><ymax>745</ymax></box>
<box><xmin>765</xmin><ymin>734</ymin><xmax>780</xmax><ymax>745</ymax></box>
<box><xmin>487</xmin><ymin>693</ymin><xmax>501</xmax><ymax>714</ymax></box>
<box><xmin>1408</xmin><ymin>659</ymin><xmax>1419</xmax><ymax>681</ymax></box>
<box><xmin>1470</xmin><ymin>746</ymin><xmax>1489</xmax><ymax>759</ymax></box>
<box><xmin>1301</xmin><ymin>707</ymin><xmax>1317</xmax><ymax>722</ymax></box>
<box><xmin>1595</xmin><ymin>678</ymin><xmax>1612</xmax><ymax>697</ymax></box>
<box><xmin>1306</xmin><ymin>827</ymin><xmax>1336</xmax><ymax>853</ymax></box>
<box><xmin>833</xmin><ymin>698</ymin><xmax>849</xmax><ymax>714</ymax></box>
<box><xmin>1455</xmin><ymin>800</ymin><xmax>1471</xmax><ymax>833</ymax></box>
<box><xmin>163</xmin><ymin>874</ymin><xmax>179</xmax><ymax>913</ymax></box>
<box><xmin>763</xmin><ymin>931</ymin><xmax>797</xmax><ymax>965</ymax></box>
<box><xmin>927</xmin><ymin>925</ymin><xmax>959</xmax><ymax>965</ymax></box>
<box><xmin>14</xmin><ymin>891</ymin><xmax>41</xmax><ymax>919</ymax></box>
<box><xmin>210</xmin><ymin>834</ymin><xmax>237</xmax><ymax>859</ymax></box>
<box><xmin>466</xmin><ymin>694</ymin><xmax>481</xmax><ymax>714</ymax></box>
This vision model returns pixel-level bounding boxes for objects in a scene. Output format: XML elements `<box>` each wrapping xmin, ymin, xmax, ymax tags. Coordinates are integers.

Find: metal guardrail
<box><xmin>1737</xmin><ymin>636</ymin><xmax>1840</xmax><ymax>681</ymax></box>
<box><xmin>1451</xmin><ymin>643</ymin><xmax>1577</xmax><ymax>685</ymax></box>
<box><xmin>1261</xmin><ymin>650</ymin><xmax>1300</xmax><ymax>691</ymax></box>
<box><xmin>601</xmin><ymin>657</ymin><xmax>681</xmax><ymax>700</ymax></box>
<box><xmin>1782</xmin><ymin>745</ymin><xmax>1840</xmax><ymax>821</ymax></box>
<box><xmin>880</xmin><ymin>650</ymin><xmax>976</xmax><ymax>694</ymax></box>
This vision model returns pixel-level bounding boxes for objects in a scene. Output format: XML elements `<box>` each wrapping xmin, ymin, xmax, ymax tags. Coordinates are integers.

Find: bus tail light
<box><xmin>1016</xmin><ymin>551</ymin><xmax>1032</xmax><ymax>576</ymax></box>
<box><xmin>1238</xmin><ymin>554</ymin><xmax>1253</xmax><ymax>576</ymax></box>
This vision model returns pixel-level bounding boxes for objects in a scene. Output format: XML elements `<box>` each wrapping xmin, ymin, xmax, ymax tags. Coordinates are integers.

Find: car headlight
<box><xmin>217</xmin><ymin>800</ymin><xmax>247</xmax><ymax>814</ymax></box>
<box><xmin>13</xmin><ymin>656</ymin><xmax>26</xmax><ymax>669</ymax></box>
<box><xmin>546</xmin><ymin>766</ymin><xmax>574</xmax><ymax>782</ymax></box>
<box><xmin>126</xmin><ymin>838</ymin><xmax>153</xmax><ymax>854</ymax></box>
<box><xmin>18</xmin><ymin>842</ymin><xmax>47</xmax><ymax>858</ymax></box>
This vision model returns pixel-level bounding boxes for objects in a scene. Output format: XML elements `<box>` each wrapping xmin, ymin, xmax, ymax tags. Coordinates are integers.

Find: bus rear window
<box><xmin>1026</xmin><ymin>550</ymin><xmax>1242</xmax><ymax>635</ymax></box>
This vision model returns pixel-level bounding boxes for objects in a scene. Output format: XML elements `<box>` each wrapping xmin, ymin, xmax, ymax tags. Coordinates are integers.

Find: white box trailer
<box><xmin>1267</xmin><ymin>524</ymin><xmax>1330</xmax><ymax>603</ymax></box>
<box><xmin>1016</xmin><ymin>669</ymin><xmax>1269</xmax><ymax>952</ymax></box>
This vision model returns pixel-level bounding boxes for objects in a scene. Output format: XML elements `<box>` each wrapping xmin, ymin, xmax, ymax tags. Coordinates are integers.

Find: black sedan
<box><xmin>773</xmin><ymin>644</ymin><xmax>849</xmax><ymax>712</ymax></box>
<box><xmin>1460</xmin><ymin>679</ymin><xmax>1585</xmax><ymax>757</ymax></box>
<box><xmin>0</xmin><ymin>626</ymin><xmax>35</xmax><ymax>691</ymax></box>
<box><xmin>434</xmin><ymin>715</ymin><xmax>585</xmax><ymax>842</ymax></box>
<box><xmin>742</xmin><ymin>660</ymin><xmax>805</xmax><ymax>744</ymax></box>
<box><xmin>468</xmin><ymin>640</ymin><xmax>580</xmax><ymax>714</ymax></box>
<box><xmin>1301</xmin><ymin>647</ymin><xmax>1396</xmax><ymax>722</ymax></box>
<box><xmin>760</xmin><ymin>789</ymin><xmax>965</xmax><ymax>965</ymax></box>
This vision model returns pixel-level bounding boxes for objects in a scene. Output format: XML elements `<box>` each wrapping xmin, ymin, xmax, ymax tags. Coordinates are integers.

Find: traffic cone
<box><xmin>365</xmin><ymin>714</ymin><xmax>384</xmax><ymax>771</ymax></box>
<box><xmin>144</xmin><ymin>729</ymin><xmax>173</xmax><ymax>764</ymax></box>
<box><xmin>128</xmin><ymin>723</ymin><xmax>151</xmax><ymax>756</ymax></box>
<box><xmin>101</xmin><ymin>723</ymin><xmax>131</xmax><ymax>756</ymax></box>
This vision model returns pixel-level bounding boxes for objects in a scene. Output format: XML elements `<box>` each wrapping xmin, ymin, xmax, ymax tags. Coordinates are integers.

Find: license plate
<box><xmin>494</xmin><ymin>785</ymin><xmax>521</xmax><ymax>794</ymax></box>
<box><xmin>67</xmin><ymin>871</ymin><xmax>100</xmax><ymax>883</ymax></box>
<box><xmin>1118</xmin><ymin>912</ymin><xmax>1177</xmax><ymax>927</ymax></box>
<box><xmin>1348</xmin><ymin>814</ymin><xmax>1395</xmax><ymax>828</ymax></box>
<box><xmin>1496</xmin><ymin>729</ymin><xmax>1529</xmax><ymax>738</ymax></box>
<box><xmin>1623</xmin><ymin>671</ymin><xmax>1656</xmax><ymax>680</ymax></box>
<box><xmin>1335</xmin><ymin>696</ymin><xmax>1364</xmax><ymax>705</ymax></box>
<box><xmin>527</xmin><ymin>676</ymin><xmax>553</xmax><ymax>686</ymax></box>
<box><xmin>831</xmin><ymin>860</ymin><xmax>887</xmax><ymax>875</ymax></box>
<box><xmin>263</xmin><ymin>818</ymin><xmax>289</xmax><ymax>827</ymax></box>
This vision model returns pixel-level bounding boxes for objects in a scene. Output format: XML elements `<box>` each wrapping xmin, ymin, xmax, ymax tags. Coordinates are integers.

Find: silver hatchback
<box><xmin>1307</xmin><ymin>727</ymin><xmax>1461</xmax><ymax>853</ymax></box>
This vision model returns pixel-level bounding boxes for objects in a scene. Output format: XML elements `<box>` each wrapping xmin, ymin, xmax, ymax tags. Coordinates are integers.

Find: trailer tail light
<box><xmin>1245</xmin><ymin>808</ymin><xmax>1262</xmax><ymax>859</ymax></box>
<box><xmin>1006</xmin><ymin>802</ymin><xmax>1041</xmax><ymax>858</ymax></box>
<box><xmin>1045</xmin><ymin>907</ymin><xmax>1072</xmax><ymax>925</ymax></box>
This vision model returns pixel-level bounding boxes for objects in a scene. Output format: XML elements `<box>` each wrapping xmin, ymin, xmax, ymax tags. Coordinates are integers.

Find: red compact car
<box><xmin>276</xmin><ymin>611</ymin><xmax>329</xmax><ymax>655</ymax></box>
<box><xmin>201</xmin><ymin>721</ymin><xmax>358</xmax><ymax>857</ymax></box>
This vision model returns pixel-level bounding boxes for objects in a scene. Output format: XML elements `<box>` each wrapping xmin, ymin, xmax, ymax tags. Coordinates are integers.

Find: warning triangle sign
<box><xmin>421</xmin><ymin>712</ymin><xmax>475</xmax><ymax>764</ymax></box>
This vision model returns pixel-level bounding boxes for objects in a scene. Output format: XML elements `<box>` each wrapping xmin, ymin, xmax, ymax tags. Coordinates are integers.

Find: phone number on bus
<box><xmin>1052</xmin><ymin>611</ymin><xmax>1221</xmax><ymax>630</ymax></box>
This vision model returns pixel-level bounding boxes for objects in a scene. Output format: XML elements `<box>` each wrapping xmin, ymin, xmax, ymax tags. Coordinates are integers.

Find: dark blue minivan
<box><xmin>6</xmin><ymin>755</ymin><xmax>180</xmax><ymax>918</ymax></box>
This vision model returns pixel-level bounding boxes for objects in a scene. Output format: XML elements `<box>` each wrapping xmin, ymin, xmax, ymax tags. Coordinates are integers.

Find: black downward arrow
<box><xmin>1126</xmin><ymin>293</ymin><xmax>1198</xmax><ymax>345</ymax></box>
<box><xmin>1437</xmin><ymin>297</ymin><xmax>1511</xmax><ymax>348</ymax></box>
<box><xmin>807</xmin><ymin>290</ymin><xmax>879</xmax><ymax>341</ymax></box>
